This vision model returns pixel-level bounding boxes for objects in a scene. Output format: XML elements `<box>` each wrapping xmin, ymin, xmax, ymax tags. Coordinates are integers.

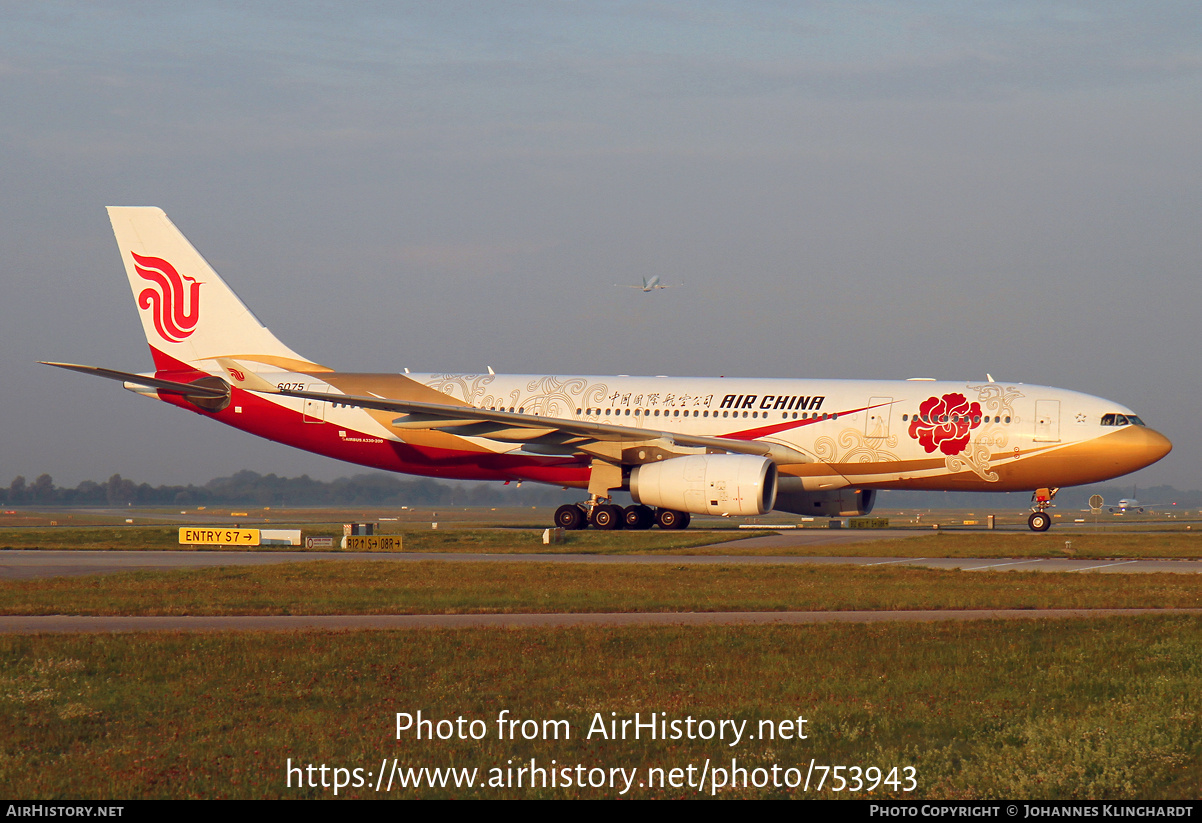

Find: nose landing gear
<box><xmin>1027</xmin><ymin>487</ymin><xmax>1058</xmax><ymax>532</ymax></box>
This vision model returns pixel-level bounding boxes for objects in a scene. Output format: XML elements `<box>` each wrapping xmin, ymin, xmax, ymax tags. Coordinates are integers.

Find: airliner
<box><xmin>617</xmin><ymin>276</ymin><xmax>679</xmax><ymax>292</ymax></box>
<box><xmin>44</xmin><ymin>208</ymin><xmax>1172</xmax><ymax>532</ymax></box>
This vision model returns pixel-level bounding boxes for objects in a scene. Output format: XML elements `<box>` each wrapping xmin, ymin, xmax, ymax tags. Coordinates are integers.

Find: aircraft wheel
<box><xmin>554</xmin><ymin>504</ymin><xmax>586</xmax><ymax>530</ymax></box>
<box><xmin>1028</xmin><ymin>511</ymin><xmax>1051</xmax><ymax>532</ymax></box>
<box><xmin>592</xmin><ymin>504</ymin><xmax>623</xmax><ymax>530</ymax></box>
<box><xmin>623</xmin><ymin>504</ymin><xmax>654</xmax><ymax>530</ymax></box>
<box><xmin>656</xmin><ymin>508</ymin><xmax>691</xmax><ymax>530</ymax></box>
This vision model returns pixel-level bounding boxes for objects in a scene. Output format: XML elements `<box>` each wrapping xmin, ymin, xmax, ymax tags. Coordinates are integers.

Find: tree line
<box><xmin>3</xmin><ymin>471</ymin><xmax>1196</xmax><ymax>511</ymax></box>
<box><xmin>1</xmin><ymin>471</ymin><xmax>576</xmax><ymax>508</ymax></box>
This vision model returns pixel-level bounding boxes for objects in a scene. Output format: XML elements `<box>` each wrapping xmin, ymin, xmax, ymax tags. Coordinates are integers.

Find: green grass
<box><xmin>731</xmin><ymin>531</ymin><xmax>1202</xmax><ymax>559</ymax></box>
<box><xmin>0</xmin><ymin>526</ymin><xmax>189</xmax><ymax>551</ymax></box>
<box><xmin>2</xmin><ymin>617</ymin><xmax>1198</xmax><ymax>798</ymax></box>
<box><xmin>2</xmin><ymin>561</ymin><xmax>1200</xmax><ymax>615</ymax></box>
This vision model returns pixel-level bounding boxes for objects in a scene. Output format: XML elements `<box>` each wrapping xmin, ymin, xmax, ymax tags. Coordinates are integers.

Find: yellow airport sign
<box><xmin>179</xmin><ymin>527</ymin><xmax>260</xmax><ymax>546</ymax></box>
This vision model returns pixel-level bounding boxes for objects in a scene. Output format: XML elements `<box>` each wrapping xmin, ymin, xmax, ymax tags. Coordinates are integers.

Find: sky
<box><xmin>2</xmin><ymin>1</ymin><xmax>1199</xmax><ymax>491</ymax></box>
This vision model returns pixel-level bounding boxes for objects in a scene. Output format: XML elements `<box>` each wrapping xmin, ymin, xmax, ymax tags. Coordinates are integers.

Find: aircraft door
<box><xmin>865</xmin><ymin>397</ymin><xmax>893</xmax><ymax>439</ymax></box>
<box><xmin>1034</xmin><ymin>400</ymin><xmax>1060</xmax><ymax>442</ymax></box>
<box><xmin>302</xmin><ymin>386</ymin><xmax>329</xmax><ymax>423</ymax></box>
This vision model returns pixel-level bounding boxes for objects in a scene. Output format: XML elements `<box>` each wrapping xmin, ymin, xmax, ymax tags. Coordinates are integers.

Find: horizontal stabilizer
<box><xmin>40</xmin><ymin>361</ymin><xmax>228</xmax><ymax>398</ymax></box>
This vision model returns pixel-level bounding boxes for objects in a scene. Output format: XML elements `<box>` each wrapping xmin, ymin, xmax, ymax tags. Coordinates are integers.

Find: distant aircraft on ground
<box><xmin>1107</xmin><ymin>494</ymin><xmax>1172</xmax><ymax>513</ymax></box>
<box><xmin>44</xmin><ymin>208</ymin><xmax>1171</xmax><ymax>532</ymax></box>
<box><xmin>1099</xmin><ymin>485</ymin><xmax>1171</xmax><ymax>513</ymax></box>
<box><xmin>617</xmin><ymin>276</ymin><xmax>680</xmax><ymax>292</ymax></box>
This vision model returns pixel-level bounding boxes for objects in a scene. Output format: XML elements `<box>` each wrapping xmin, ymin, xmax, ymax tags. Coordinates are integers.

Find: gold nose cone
<box><xmin>1114</xmin><ymin>425</ymin><xmax>1172</xmax><ymax>472</ymax></box>
<box><xmin>1140</xmin><ymin>426</ymin><xmax>1173</xmax><ymax>463</ymax></box>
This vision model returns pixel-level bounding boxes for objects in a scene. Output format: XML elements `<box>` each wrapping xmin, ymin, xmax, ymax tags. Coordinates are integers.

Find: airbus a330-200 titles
<box><xmin>44</xmin><ymin>208</ymin><xmax>1172</xmax><ymax>532</ymax></box>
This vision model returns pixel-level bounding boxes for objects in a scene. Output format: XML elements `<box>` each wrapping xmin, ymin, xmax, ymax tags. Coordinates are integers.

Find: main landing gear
<box><xmin>553</xmin><ymin>498</ymin><xmax>690</xmax><ymax>531</ymax></box>
<box><xmin>1027</xmin><ymin>487</ymin><xmax>1059</xmax><ymax>532</ymax></box>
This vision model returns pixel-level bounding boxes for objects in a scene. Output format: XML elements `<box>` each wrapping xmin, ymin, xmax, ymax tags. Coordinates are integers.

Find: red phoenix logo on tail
<box><xmin>132</xmin><ymin>253</ymin><xmax>201</xmax><ymax>342</ymax></box>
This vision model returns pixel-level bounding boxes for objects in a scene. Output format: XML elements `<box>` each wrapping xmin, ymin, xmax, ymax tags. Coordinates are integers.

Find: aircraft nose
<box><xmin>1124</xmin><ymin>426</ymin><xmax>1172</xmax><ymax>470</ymax></box>
<box><xmin>1143</xmin><ymin>427</ymin><xmax>1172</xmax><ymax>461</ymax></box>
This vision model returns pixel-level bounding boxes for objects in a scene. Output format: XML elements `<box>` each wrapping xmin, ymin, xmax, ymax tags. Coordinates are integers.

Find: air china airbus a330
<box><xmin>45</xmin><ymin>207</ymin><xmax>1171</xmax><ymax>532</ymax></box>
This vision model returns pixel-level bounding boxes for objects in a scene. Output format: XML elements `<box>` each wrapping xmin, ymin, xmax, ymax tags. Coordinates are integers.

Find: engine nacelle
<box><xmin>773</xmin><ymin>477</ymin><xmax>876</xmax><ymax>517</ymax></box>
<box><xmin>629</xmin><ymin>454</ymin><xmax>777</xmax><ymax>516</ymax></box>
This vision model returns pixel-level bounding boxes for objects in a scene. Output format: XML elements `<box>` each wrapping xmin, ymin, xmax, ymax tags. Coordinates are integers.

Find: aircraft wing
<box><xmin>43</xmin><ymin>359</ymin><xmax>812</xmax><ymax>466</ymax></box>
<box><xmin>266</xmin><ymin>385</ymin><xmax>813</xmax><ymax>465</ymax></box>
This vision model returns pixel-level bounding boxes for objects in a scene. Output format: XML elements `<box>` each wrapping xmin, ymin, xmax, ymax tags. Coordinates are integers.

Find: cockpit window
<box><xmin>1101</xmin><ymin>413</ymin><xmax>1145</xmax><ymax>427</ymax></box>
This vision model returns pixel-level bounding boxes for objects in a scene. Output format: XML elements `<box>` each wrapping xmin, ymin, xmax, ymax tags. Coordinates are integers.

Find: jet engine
<box><xmin>629</xmin><ymin>454</ymin><xmax>777</xmax><ymax>516</ymax></box>
<box><xmin>773</xmin><ymin>477</ymin><xmax>876</xmax><ymax>517</ymax></box>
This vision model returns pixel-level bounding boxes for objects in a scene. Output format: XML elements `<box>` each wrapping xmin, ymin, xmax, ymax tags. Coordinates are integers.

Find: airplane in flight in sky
<box><xmin>616</xmin><ymin>275</ymin><xmax>680</xmax><ymax>292</ymax></box>
<box><xmin>45</xmin><ymin>208</ymin><xmax>1172</xmax><ymax>532</ymax></box>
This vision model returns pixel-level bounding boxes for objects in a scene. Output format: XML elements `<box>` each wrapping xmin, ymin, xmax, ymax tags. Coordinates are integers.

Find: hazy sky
<box><xmin>3</xmin><ymin>1</ymin><xmax>1199</xmax><ymax>492</ymax></box>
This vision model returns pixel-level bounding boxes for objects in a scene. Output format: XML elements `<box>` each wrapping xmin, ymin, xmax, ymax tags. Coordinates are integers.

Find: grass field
<box><xmin>2</xmin><ymin>617</ymin><xmax>1198</xmax><ymax>799</ymax></box>
<box><xmin>2</xmin><ymin>561</ymin><xmax>1201</xmax><ymax>615</ymax></box>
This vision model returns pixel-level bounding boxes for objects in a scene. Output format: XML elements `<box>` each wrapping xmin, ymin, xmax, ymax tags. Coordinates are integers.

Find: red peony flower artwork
<box><xmin>908</xmin><ymin>393</ymin><xmax>983</xmax><ymax>456</ymax></box>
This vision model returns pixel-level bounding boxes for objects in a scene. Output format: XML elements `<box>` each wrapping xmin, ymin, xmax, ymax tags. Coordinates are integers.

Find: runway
<box><xmin>2</xmin><ymin>608</ymin><xmax>1198</xmax><ymax>634</ymax></box>
<box><xmin>3</xmin><ymin>548</ymin><xmax>1201</xmax><ymax>580</ymax></box>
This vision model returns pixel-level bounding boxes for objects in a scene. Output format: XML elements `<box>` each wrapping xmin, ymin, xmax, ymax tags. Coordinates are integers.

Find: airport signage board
<box><xmin>343</xmin><ymin>535</ymin><xmax>404</xmax><ymax>551</ymax></box>
<box><xmin>179</xmin><ymin>527</ymin><xmax>261</xmax><ymax>546</ymax></box>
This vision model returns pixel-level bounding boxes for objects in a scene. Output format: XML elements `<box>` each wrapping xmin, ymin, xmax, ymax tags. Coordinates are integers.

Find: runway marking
<box><xmin>1068</xmin><ymin>561</ymin><xmax>1139</xmax><ymax>573</ymax></box>
<box><xmin>962</xmin><ymin>559</ymin><xmax>1047</xmax><ymax>571</ymax></box>
<box><xmin>862</xmin><ymin>558</ymin><xmax>927</xmax><ymax>566</ymax></box>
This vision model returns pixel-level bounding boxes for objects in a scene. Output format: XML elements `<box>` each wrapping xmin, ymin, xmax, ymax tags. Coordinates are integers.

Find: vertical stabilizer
<box><xmin>107</xmin><ymin>207</ymin><xmax>323</xmax><ymax>372</ymax></box>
